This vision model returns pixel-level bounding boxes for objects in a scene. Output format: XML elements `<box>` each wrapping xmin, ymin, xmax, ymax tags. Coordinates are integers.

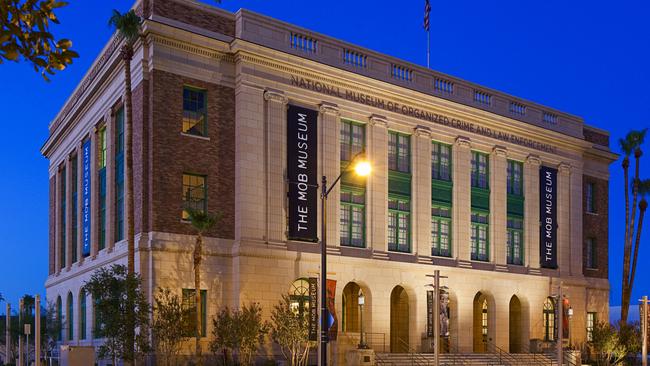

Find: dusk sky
<box><xmin>0</xmin><ymin>0</ymin><xmax>648</xmax><ymax>315</ymax></box>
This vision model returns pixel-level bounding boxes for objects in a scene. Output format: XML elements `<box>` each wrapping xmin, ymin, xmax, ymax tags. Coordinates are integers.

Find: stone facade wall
<box><xmin>584</xmin><ymin>128</ymin><xmax>610</xmax><ymax>147</ymax></box>
<box><xmin>49</xmin><ymin>175</ymin><xmax>56</xmax><ymax>275</ymax></box>
<box><xmin>583</xmin><ymin>175</ymin><xmax>609</xmax><ymax>279</ymax></box>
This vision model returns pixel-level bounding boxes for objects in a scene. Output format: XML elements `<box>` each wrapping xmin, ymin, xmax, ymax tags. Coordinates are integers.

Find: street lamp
<box><xmin>320</xmin><ymin>151</ymin><xmax>371</xmax><ymax>366</ymax></box>
<box><xmin>358</xmin><ymin>290</ymin><xmax>367</xmax><ymax>349</ymax></box>
<box><xmin>567</xmin><ymin>306</ymin><xmax>573</xmax><ymax>348</ymax></box>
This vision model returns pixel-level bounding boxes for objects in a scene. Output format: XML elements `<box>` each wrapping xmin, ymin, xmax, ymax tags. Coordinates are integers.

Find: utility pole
<box><xmin>6</xmin><ymin>303</ymin><xmax>10</xmax><ymax>364</ymax></box>
<box><xmin>641</xmin><ymin>296</ymin><xmax>649</xmax><ymax>366</ymax></box>
<box><xmin>36</xmin><ymin>295</ymin><xmax>41</xmax><ymax>365</ymax></box>
<box><xmin>426</xmin><ymin>271</ymin><xmax>448</xmax><ymax>366</ymax></box>
<box><xmin>18</xmin><ymin>298</ymin><xmax>23</xmax><ymax>366</ymax></box>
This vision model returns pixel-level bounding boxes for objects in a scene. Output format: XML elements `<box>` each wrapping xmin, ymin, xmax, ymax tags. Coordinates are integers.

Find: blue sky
<box><xmin>0</xmin><ymin>0</ymin><xmax>648</xmax><ymax>316</ymax></box>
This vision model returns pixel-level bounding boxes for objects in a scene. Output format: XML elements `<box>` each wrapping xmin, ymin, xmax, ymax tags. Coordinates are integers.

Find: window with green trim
<box><xmin>431</xmin><ymin>205</ymin><xmax>451</xmax><ymax>257</ymax></box>
<box><xmin>388</xmin><ymin>196</ymin><xmax>410</xmax><ymax>252</ymax></box>
<box><xmin>471</xmin><ymin>151</ymin><xmax>489</xmax><ymax>189</ymax></box>
<box><xmin>507</xmin><ymin>217</ymin><xmax>523</xmax><ymax>265</ymax></box>
<box><xmin>183</xmin><ymin>86</ymin><xmax>207</xmax><ymax>136</ymax></box>
<box><xmin>507</xmin><ymin>160</ymin><xmax>523</xmax><ymax>196</ymax></box>
<box><xmin>60</xmin><ymin>165</ymin><xmax>66</xmax><ymax>268</ymax></box>
<box><xmin>432</xmin><ymin>142</ymin><xmax>451</xmax><ymax>181</ymax></box>
<box><xmin>56</xmin><ymin>296</ymin><xmax>63</xmax><ymax>341</ymax></box>
<box><xmin>67</xmin><ymin>292</ymin><xmax>73</xmax><ymax>341</ymax></box>
<box><xmin>114</xmin><ymin>107</ymin><xmax>125</xmax><ymax>242</ymax></box>
<box><xmin>182</xmin><ymin>174</ymin><xmax>207</xmax><ymax>219</ymax></box>
<box><xmin>340</xmin><ymin>120</ymin><xmax>365</xmax><ymax>162</ymax></box>
<box><xmin>471</xmin><ymin>211</ymin><xmax>489</xmax><ymax>261</ymax></box>
<box><xmin>340</xmin><ymin>189</ymin><xmax>365</xmax><ymax>247</ymax></box>
<box><xmin>98</xmin><ymin>126</ymin><xmax>107</xmax><ymax>250</ymax></box>
<box><xmin>80</xmin><ymin>291</ymin><xmax>86</xmax><ymax>340</ymax></box>
<box><xmin>182</xmin><ymin>289</ymin><xmax>207</xmax><ymax>337</ymax></box>
<box><xmin>72</xmin><ymin>155</ymin><xmax>78</xmax><ymax>264</ymax></box>
<box><xmin>388</xmin><ymin>132</ymin><xmax>410</xmax><ymax>173</ymax></box>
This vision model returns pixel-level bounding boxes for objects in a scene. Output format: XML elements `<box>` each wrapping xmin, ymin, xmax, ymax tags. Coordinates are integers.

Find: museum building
<box><xmin>42</xmin><ymin>0</ymin><xmax>617</xmax><ymax>362</ymax></box>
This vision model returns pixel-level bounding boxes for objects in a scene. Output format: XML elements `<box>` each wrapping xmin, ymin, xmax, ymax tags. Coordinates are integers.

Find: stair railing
<box><xmin>397</xmin><ymin>337</ymin><xmax>429</xmax><ymax>366</ymax></box>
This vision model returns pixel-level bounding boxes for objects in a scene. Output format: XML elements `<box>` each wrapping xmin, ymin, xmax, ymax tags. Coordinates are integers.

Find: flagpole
<box><xmin>427</xmin><ymin>29</ymin><xmax>430</xmax><ymax>68</ymax></box>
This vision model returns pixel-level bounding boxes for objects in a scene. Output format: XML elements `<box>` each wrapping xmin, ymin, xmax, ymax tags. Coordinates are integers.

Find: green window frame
<box><xmin>340</xmin><ymin>120</ymin><xmax>365</xmax><ymax>162</ymax></box>
<box><xmin>388</xmin><ymin>132</ymin><xmax>410</xmax><ymax>173</ymax></box>
<box><xmin>586</xmin><ymin>182</ymin><xmax>596</xmax><ymax>213</ymax></box>
<box><xmin>471</xmin><ymin>151</ymin><xmax>489</xmax><ymax>189</ymax></box>
<box><xmin>182</xmin><ymin>173</ymin><xmax>207</xmax><ymax>219</ymax></box>
<box><xmin>340</xmin><ymin>188</ymin><xmax>365</xmax><ymax>247</ymax></box>
<box><xmin>114</xmin><ymin>107</ymin><xmax>125</xmax><ymax>242</ymax></box>
<box><xmin>80</xmin><ymin>291</ymin><xmax>86</xmax><ymax>340</ymax></box>
<box><xmin>182</xmin><ymin>289</ymin><xmax>207</xmax><ymax>337</ymax></box>
<box><xmin>586</xmin><ymin>238</ymin><xmax>597</xmax><ymax>269</ymax></box>
<box><xmin>56</xmin><ymin>296</ymin><xmax>63</xmax><ymax>341</ymax></box>
<box><xmin>586</xmin><ymin>312</ymin><xmax>596</xmax><ymax>342</ymax></box>
<box><xmin>471</xmin><ymin>211</ymin><xmax>489</xmax><ymax>261</ymax></box>
<box><xmin>388</xmin><ymin>195</ymin><xmax>410</xmax><ymax>253</ymax></box>
<box><xmin>431</xmin><ymin>205</ymin><xmax>452</xmax><ymax>257</ymax></box>
<box><xmin>98</xmin><ymin>126</ymin><xmax>107</xmax><ymax>250</ymax></box>
<box><xmin>67</xmin><ymin>292</ymin><xmax>73</xmax><ymax>341</ymax></box>
<box><xmin>507</xmin><ymin>217</ymin><xmax>524</xmax><ymax>265</ymax></box>
<box><xmin>183</xmin><ymin>86</ymin><xmax>207</xmax><ymax>136</ymax></box>
<box><xmin>72</xmin><ymin>156</ymin><xmax>78</xmax><ymax>263</ymax></box>
<box><xmin>507</xmin><ymin>160</ymin><xmax>523</xmax><ymax>196</ymax></box>
<box><xmin>432</xmin><ymin>142</ymin><xmax>451</xmax><ymax>181</ymax></box>
<box><xmin>60</xmin><ymin>165</ymin><xmax>66</xmax><ymax>269</ymax></box>
<box><xmin>289</xmin><ymin>278</ymin><xmax>311</xmax><ymax>315</ymax></box>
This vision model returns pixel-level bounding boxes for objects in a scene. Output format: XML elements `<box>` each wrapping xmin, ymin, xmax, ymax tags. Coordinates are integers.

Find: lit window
<box><xmin>388</xmin><ymin>197</ymin><xmax>410</xmax><ymax>253</ymax></box>
<box><xmin>471</xmin><ymin>212</ymin><xmax>489</xmax><ymax>261</ymax></box>
<box><xmin>543</xmin><ymin>298</ymin><xmax>556</xmax><ymax>341</ymax></box>
<box><xmin>507</xmin><ymin>217</ymin><xmax>524</xmax><ymax>265</ymax></box>
<box><xmin>182</xmin><ymin>87</ymin><xmax>207</xmax><ymax>136</ymax></box>
<box><xmin>431</xmin><ymin>205</ymin><xmax>451</xmax><ymax>257</ymax></box>
<box><xmin>289</xmin><ymin>278</ymin><xmax>311</xmax><ymax>315</ymax></box>
<box><xmin>388</xmin><ymin>132</ymin><xmax>410</xmax><ymax>173</ymax></box>
<box><xmin>340</xmin><ymin>189</ymin><xmax>365</xmax><ymax>247</ymax></box>
<box><xmin>182</xmin><ymin>174</ymin><xmax>207</xmax><ymax>220</ymax></box>
<box><xmin>586</xmin><ymin>312</ymin><xmax>596</xmax><ymax>342</ymax></box>
<box><xmin>432</xmin><ymin>142</ymin><xmax>451</xmax><ymax>181</ymax></box>
<box><xmin>507</xmin><ymin>160</ymin><xmax>523</xmax><ymax>196</ymax></box>
<box><xmin>471</xmin><ymin>152</ymin><xmax>489</xmax><ymax>189</ymax></box>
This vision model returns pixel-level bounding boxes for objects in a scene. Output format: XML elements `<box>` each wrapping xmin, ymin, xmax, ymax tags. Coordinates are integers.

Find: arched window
<box><xmin>79</xmin><ymin>290</ymin><xmax>87</xmax><ymax>340</ymax></box>
<box><xmin>289</xmin><ymin>278</ymin><xmax>311</xmax><ymax>315</ymax></box>
<box><xmin>342</xmin><ymin>282</ymin><xmax>361</xmax><ymax>332</ymax></box>
<box><xmin>67</xmin><ymin>292</ymin><xmax>73</xmax><ymax>341</ymax></box>
<box><xmin>481</xmin><ymin>299</ymin><xmax>488</xmax><ymax>344</ymax></box>
<box><xmin>56</xmin><ymin>296</ymin><xmax>63</xmax><ymax>341</ymax></box>
<box><xmin>543</xmin><ymin>297</ymin><xmax>556</xmax><ymax>341</ymax></box>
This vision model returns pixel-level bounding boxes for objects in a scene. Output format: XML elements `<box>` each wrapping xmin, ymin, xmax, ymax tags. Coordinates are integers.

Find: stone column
<box><xmin>104</xmin><ymin>109</ymin><xmax>115</xmax><ymax>251</ymax></box>
<box><xmin>368</xmin><ymin>114</ymin><xmax>388</xmax><ymax>253</ymax></box>
<box><xmin>263</xmin><ymin>89</ymin><xmax>288</xmax><ymax>243</ymax></box>
<box><xmin>558</xmin><ymin>163</ymin><xmax>572</xmax><ymax>275</ymax></box>
<box><xmin>55</xmin><ymin>168</ymin><xmax>62</xmax><ymax>274</ymax></box>
<box><xmin>413</xmin><ymin>126</ymin><xmax>432</xmax><ymax>256</ymax></box>
<box><xmin>90</xmin><ymin>127</ymin><xmax>99</xmax><ymax>258</ymax></box>
<box><xmin>235</xmin><ymin>83</ymin><xmax>266</xmax><ymax>242</ymax></box>
<box><xmin>76</xmin><ymin>141</ymin><xmax>84</xmax><ymax>265</ymax></box>
<box><xmin>452</xmin><ymin>137</ymin><xmax>471</xmax><ymax>262</ymax></box>
<box><xmin>320</xmin><ymin>102</ymin><xmax>341</xmax><ymax>247</ymax></box>
<box><xmin>490</xmin><ymin>146</ymin><xmax>508</xmax><ymax>266</ymax></box>
<box><xmin>524</xmin><ymin>155</ymin><xmax>541</xmax><ymax>269</ymax></box>
<box><xmin>570</xmin><ymin>163</ymin><xmax>584</xmax><ymax>277</ymax></box>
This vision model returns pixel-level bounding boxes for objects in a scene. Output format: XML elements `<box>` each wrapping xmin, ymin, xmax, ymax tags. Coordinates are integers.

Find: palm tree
<box><xmin>620</xmin><ymin>129</ymin><xmax>648</xmax><ymax>323</ymax></box>
<box><xmin>108</xmin><ymin>9</ymin><xmax>141</xmax><ymax>276</ymax></box>
<box><xmin>628</xmin><ymin>179</ymin><xmax>650</xmax><ymax>311</ymax></box>
<box><xmin>186</xmin><ymin>208</ymin><xmax>220</xmax><ymax>365</ymax></box>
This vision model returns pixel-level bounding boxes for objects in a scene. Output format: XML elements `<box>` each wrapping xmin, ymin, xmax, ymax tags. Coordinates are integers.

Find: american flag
<box><xmin>423</xmin><ymin>0</ymin><xmax>431</xmax><ymax>31</ymax></box>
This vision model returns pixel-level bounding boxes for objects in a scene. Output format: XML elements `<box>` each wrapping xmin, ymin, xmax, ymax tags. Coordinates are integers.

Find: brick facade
<box><xmin>152</xmin><ymin>0</ymin><xmax>235</xmax><ymax>37</ymax></box>
<box><xmin>583</xmin><ymin>175</ymin><xmax>609</xmax><ymax>278</ymax></box>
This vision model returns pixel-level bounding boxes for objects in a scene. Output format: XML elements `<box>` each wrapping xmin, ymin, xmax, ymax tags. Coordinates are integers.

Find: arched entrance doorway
<box><xmin>390</xmin><ymin>285</ymin><xmax>409</xmax><ymax>353</ymax></box>
<box><xmin>473</xmin><ymin>292</ymin><xmax>490</xmax><ymax>353</ymax></box>
<box><xmin>509</xmin><ymin>296</ymin><xmax>522</xmax><ymax>353</ymax></box>
<box><xmin>342</xmin><ymin>282</ymin><xmax>361</xmax><ymax>332</ymax></box>
<box><xmin>543</xmin><ymin>297</ymin><xmax>556</xmax><ymax>341</ymax></box>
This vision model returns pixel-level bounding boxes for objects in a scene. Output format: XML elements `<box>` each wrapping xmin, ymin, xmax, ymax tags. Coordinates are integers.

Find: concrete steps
<box><xmin>376</xmin><ymin>352</ymin><xmax>557</xmax><ymax>366</ymax></box>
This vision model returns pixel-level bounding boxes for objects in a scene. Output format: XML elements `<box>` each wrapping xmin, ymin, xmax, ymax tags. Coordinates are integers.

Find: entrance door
<box><xmin>473</xmin><ymin>292</ymin><xmax>489</xmax><ymax>353</ymax></box>
<box><xmin>509</xmin><ymin>296</ymin><xmax>522</xmax><ymax>353</ymax></box>
<box><xmin>390</xmin><ymin>286</ymin><xmax>409</xmax><ymax>353</ymax></box>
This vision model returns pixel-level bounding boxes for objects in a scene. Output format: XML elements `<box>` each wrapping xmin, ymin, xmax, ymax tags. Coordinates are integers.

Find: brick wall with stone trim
<box><xmin>151</xmin><ymin>0</ymin><xmax>235</xmax><ymax>37</ymax></box>
<box><xmin>150</xmin><ymin>69</ymin><xmax>235</xmax><ymax>239</ymax></box>
<box><xmin>583</xmin><ymin>175</ymin><xmax>608</xmax><ymax>278</ymax></box>
<box><xmin>583</xmin><ymin>128</ymin><xmax>610</xmax><ymax>147</ymax></box>
<box><xmin>132</xmin><ymin>82</ymin><xmax>149</xmax><ymax>234</ymax></box>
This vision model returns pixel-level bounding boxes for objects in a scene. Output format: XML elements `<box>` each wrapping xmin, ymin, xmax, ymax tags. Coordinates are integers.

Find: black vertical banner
<box><xmin>308</xmin><ymin>277</ymin><xmax>318</xmax><ymax>341</ymax></box>
<box><xmin>540</xmin><ymin>166</ymin><xmax>558</xmax><ymax>269</ymax></box>
<box><xmin>427</xmin><ymin>290</ymin><xmax>434</xmax><ymax>337</ymax></box>
<box><xmin>287</xmin><ymin>105</ymin><xmax>319</xmax><ymax>242</ymax></box>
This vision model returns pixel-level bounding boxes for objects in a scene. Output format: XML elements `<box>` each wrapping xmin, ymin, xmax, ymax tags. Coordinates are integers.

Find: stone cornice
<box><xmin>368</xmin><ymin>114</ymin><xmax>388</xmax><ymax>128</ymax></box>
<box><xmin>414</xmin><ymin>125</ymin><xmax>432</xmax><ymax>138</ymax></box>
<box><xmin>318</xmin><ymin>101</ymin><xmax>340</xmax><ymax>115</ymax></box>
<box><xmin>455</xmin><ymin>136</ymin><xmax>471</xmax><ymax>149</ymax></box>
<box><xmin>492</xmin><ymin>145</ymin><xmax>508</xmax><ymax>158</ymax></box>
<box><xmin>526</xmin><ymin>154</ymin><xmax>542</xmax><ymax>166</ymax></box>
<box><xmin>263</xmin><ymin>88</ymin><xmax>288</xmax><ymax>104</ymax></box>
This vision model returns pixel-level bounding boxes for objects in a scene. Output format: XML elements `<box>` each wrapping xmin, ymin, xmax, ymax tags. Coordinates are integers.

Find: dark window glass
<box><xmin>80</xmin><ymin>291</ymin><xmax>86</xmax><ymax>340</ymax></box>
<box><xmin>340</xmin><ymin>188</ymin><xmax>365</xmax><ymax>247</ymax></box>
<box><xmin>507</xmin><ymin>160</ymin><xmax>523</xmax><ymax>195</ymax></box>
<box><xmin>586</xmin><ymin>238</ymin><xmax>597</xmax><ymax>269</ymax></box>
<box><xmin>340</xmin><ymin>120</ymin><xmax>365</xmax><ymax>161</ymax></box>
<box><xmin>432</xmin><ymin>142</ymin><xmax>451</xmax><ymax>181</ymax></box>
<box><xmin>183</xmin><ymin>87</ymin><xmax>207</xmax><ymax>136</ymax></box>
<box><xmin>182</xmin><ymin>174</ymin><xmax>207</xmax><ymax>219</ymax></box>
<box><xmin>586</xmin><ymin>183</ymin><xmax>596</xmax><ymax>213</ymax></box>
<box><xmin>471</xmin><ymin>152</ymin><xmax>489</xmax><ymax>189</ymax></box>
<box><xmin>72</xmin><ymin>156</ymin><xmax>78</xmax><ymax>263</ymax></box>
<box><xmin>182</xmin><ymin>289</ymin><xmax>207</xmax><ymax>337</ymax></box>
<box><xmin>431</xmin><ymin>205</ymin><xmax>451</xmax><ymax>257</ymax></box>
<box><xmin>114</xmin><ymin>108</ymin><xmax>125</xmax><ymax>242</ymax></box>
<box><xmin>388</xmin><ymin>197</ymin><xmax>410</xmax><ymax>252</ymax></box>
<box><xmin>471</xmin><ymin>212</ymin><xmax>489</xmax><ymax>261</ymax></box>
<box><xmin>507</xmin><ymin>217</ymin><xmax>523</xmax><ymax>265</ymax></box>
<box><xmin>60</xmin><ymin>166</ymin><xmax>66</xmax><ymax>268</ymax></box>
<box><xmin>388</xmin><ymin>132</ymin><xmax>410</xmax><ymax>173</ymax></box>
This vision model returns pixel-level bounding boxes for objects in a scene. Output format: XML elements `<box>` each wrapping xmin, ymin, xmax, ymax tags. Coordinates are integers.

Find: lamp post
<box><xmin>320</xmin><ymin>152</ymin><xmax>371</xmax><ymax>366</ymax></box>
<box><xmin>567</xmin><ymin>306</ymin><xmax>573</xmax><ymax>349</ymax></box>
<box><xmin>358</xmin><ymin>290</ymin><xmax>367</xmax><ymax>349</ymax></box>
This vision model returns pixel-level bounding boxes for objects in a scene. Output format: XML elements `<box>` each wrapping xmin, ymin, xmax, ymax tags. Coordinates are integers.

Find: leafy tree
<box><xmin>269</xmin><ymin>295</ymin><xmax>314</xmax><ymax>366</ymax></box>
<box><xmin>83</xmin><ymin>264</ymin><xmax>151</xmax><ymax>365</ymax></box>
<box><xmin>620</xmin><ymin>128</ymin><xmax>648</xmax><ymax>323</ymax></box>
<box><xmin>152</xmin><ymin>287</ymin><xmax>192</xmax><ymax>366</ymax></box>
<box><xmin>44</xmin><ymin>300</ymin><xmax>63</xmax><ymax>359</ymax></box>
<box><xmin>1</xmin><ymin>0</ymin><xmax>79</xmax><ymax>80</ymax></box>
<box><xmin>210</xmin><ymin>303</ymin><xmax>268</xmax><ymax>365</ymax></box>
<box><xmin>186</xmin><ymin>207</ymin><xmax>220</xmax><ymax>363</ymax></box>
<box><xmin>591</xmin><ymin>321</ymin><xmax>641</xmax><ymax>365</ymax></box>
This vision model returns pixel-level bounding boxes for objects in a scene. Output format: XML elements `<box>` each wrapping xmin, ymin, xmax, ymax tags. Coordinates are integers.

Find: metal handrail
<box><xmin>486</xmin><ymin>341</ymin><xmax>519</xmax><ymax>366</ymax></box>
<box><xmin>518</xmin><ymin>340</ymin><xmax>554</xmax><ymax>366</ymax></box>
<box><xmin>397</xmin><ymin>337</ymin><xmax>429</xmax><ymax>366</ymax></box>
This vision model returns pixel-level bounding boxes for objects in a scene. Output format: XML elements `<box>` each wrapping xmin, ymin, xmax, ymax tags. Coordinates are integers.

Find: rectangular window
<box><xmin>182</xmin><ymin>174</ymin><xmax>207</xmax><ymax>219</ymax></box>
<box><xmin>431</xmin><ymin>205</ymin><xmax>451</xmax><ymax>257</ymax></box>
<box><xmin>98</xmin><ymin>126</ymin><xmax>107</xmax><ymax>251</ymax></box>
<box><xmin>60</xmin><ymin>166</ymin><xmax>66</xmax><ymax>268</ymax></box>
<box><xmin>72</xmin><ymin>156</ymin><xmax>78</xmax><ymax>264</ymax></box>
<box><xmin>114</xmin><ymin>108</ymin><xmax>125</xmax><ymax>242</ymax></box>
<box><xmin>471</xmin><ymin>212</ymin><xmax>489</xmax><ymax>261</ymax></box>
<box><xmin>80</xmin><ymin>295</ymin><xmax>86</xmax><ymax>340</ymax></box>
<box><xmin>340</xmin><ymin>189</ymin><xmax>365</xmax><ymax>247</ymax></box>
<box><xmin>586</xmin><ymin>182</ymin><xmax>596</xmax><ymax>213</ymax></box>
<box><xmin>586</xmin><ymin>312</ymin><xmax>596</xmax><ymax>342</ymax></box>
<box><xmin>507</xmin><ymin>160</ymin><xmax>523</xmax><ymax>196</ymax></box>
<box><xmin>586</xmin><ymin>238</ymin><xmax>597</xmax><ymax>269</ymax></box>
<box><xmin>388</xmin><ymin>197</ymin><xmax>410</xmax><ymax>252</ymax></box>
<box><xmin>388</xmin><ymin>132</ymin><xmax>410</xmax><ymax>173</ymax></box>
<box><xmin>432</xmin><ymin>142</ymin><xmax>451</xmax><ymax>181</ymax></box>
<box><xmin>340</xmin><ymin>120</ymin><xmax>365</xmax><ymax>162</ymax></box>
<box><xmin>471</xmin><ymin>152</ymin><xmax>489</xmax><ymax>189</ymax></box>
<box><xmin>182</xmin><ymin>289</ymin><xmax>207</xmax><ymax>337</ymax></box>
<box><xmin>507</xmin><ymin>217</ymin><xmax>524</xmax><ymax>265</ymax></box>
<box><xmin>182</xmin><ymin>87</ymin><xmax>207</xmax><ymax>136</ymax></box>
